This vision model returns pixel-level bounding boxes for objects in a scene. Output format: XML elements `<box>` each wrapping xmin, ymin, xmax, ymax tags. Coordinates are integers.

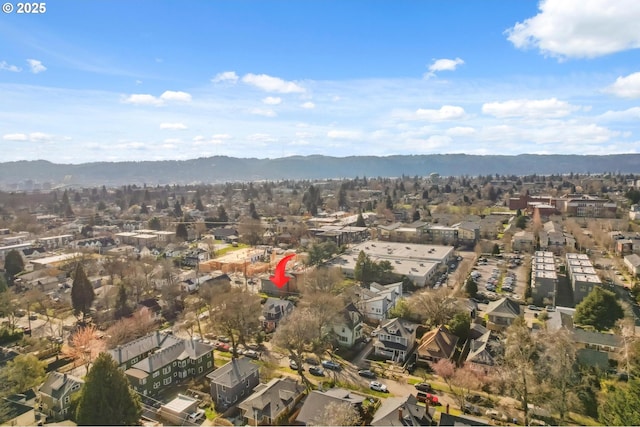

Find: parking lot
<box><xmin>470</xmin><ymin>254</ymin><xmax>527</xmax><ymax>303</ymax></box>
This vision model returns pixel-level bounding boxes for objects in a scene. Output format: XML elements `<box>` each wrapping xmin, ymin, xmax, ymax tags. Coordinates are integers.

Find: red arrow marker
<box><xmin>270</xmin><ymin>254</ymin><xmax>295</xmax><ymax>288</ymax></box>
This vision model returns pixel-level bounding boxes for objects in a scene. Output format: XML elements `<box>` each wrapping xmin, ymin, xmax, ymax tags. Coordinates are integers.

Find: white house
<box><xmin>354</xmin><ymin>281</ymin><xmax>403</xmax><ymax>321</ymax></box>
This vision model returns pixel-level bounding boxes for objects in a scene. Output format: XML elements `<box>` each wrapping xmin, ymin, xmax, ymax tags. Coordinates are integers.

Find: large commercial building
<box><xmin>566</xmin><ymin>253</ymin><xmax>602</xmax><ymax>305</ymax></box>
<box><xmin>531</xmin><ymin>251</ymin><xmax>558</xmax><ymax>306</ymax></box>
<box><xmin>327</xmin><ymin>241</ymin><xmax>454</xmax><ymax>287</ymax></box>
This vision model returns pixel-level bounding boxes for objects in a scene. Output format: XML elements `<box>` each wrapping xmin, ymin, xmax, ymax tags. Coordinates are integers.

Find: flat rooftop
<box><xmin>573</xmin><ymin>274</ymin><xmax>602</xmax><ymax>283</ymax></box>
<box><xmin>348</xmin><ymin>241</ymin><xmax>454</xmax><ymax>262</ymax></box>
<box><xmin>161</xmin><ymin>394</ymin><xmax>198</xmax><ymax>414</ymax></box>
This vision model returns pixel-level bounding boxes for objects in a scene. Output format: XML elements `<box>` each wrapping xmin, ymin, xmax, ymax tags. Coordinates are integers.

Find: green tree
<box><xmin>388</xmin><ymin>298</ymin><xmax>412</xmax><ymax>319</ymax></box>
<box><xmin>465</xmin><ymin>277</ymin><xmax>478</xmax><ymax>297</ymax></box>
<box><xmin>0</xmin><ymin>354</ymin><xmax>46</xmax><ymax>393</ymax></box>
<box><xmin>176</xmin><ymin>222</ymin><xmax>189</xmax><ymax>241</ymax></box>
<box><xmin>173</xmin><ymin>200</ymin><xmax>183</xmax><ymax>217</ymax></box>
<box><xmin>491</xmin><ymin>243</ymin><xmax>500</xmax><ymax>255</ymax></box>
<box><xmin>599</xmin><ymin>378</ymin><xmax>640</xmax><ymax>426</ymax></box>
<box><xmin>412</xmin><ymin>210</ymin><xmax>421</xmax><ymax>221</ymax></box>
<box><xmin>71</xmin><ymin>264</ymin><xmax>95</xmax><ymax>322</ymax></box>
<box><xmin>515</xmin><ymin>215</ymin><xmax>527</xmax><ymax>229</ymax></box>
<box><xmin>75</xmin><ymin>353</ymin><xmax>141</xmax><ymax>425</ymax></box>
<box><xmin>355</xmin><ymin>212</ymin><xmax>366</xmax><ymax>227</ymax></box>
<box><xmin>148</xmin><ymin>217</ymin><xmax>161</xmax><ymax>231</ymax></box>
<box><xmin>0</xmin><ymin>275</ymin><xmax>7</xmax><ymax>293</ymax></box>
<box><xmin>195</xmin><ymin>197</ymin><xmax>205</xmax><ymax>211</ymax></box>
<box><xmin>574</xmin><ymin>287</ymin><xmax>624</xmax><ymax>330</ymax></box>
<box><xmin>217</xmin><ymin>205</ymin><xmax>229</xmax><ymax>223</ymax></box>
<box><xmin>3</xmin><ymin>249</ymin><xmax>24</xmax><ymax>283</ymax></box>
<box><xmin>302</xmin><ymin>185</ymin><xmax>322</xmax><ymax>216</ymax></box>
<box><xmin>114</xmin><ymin>283</ymin><xmax>131</xmax><ymax>319</ymax></box>
<box><xmin>448</xmin><ymin>313</ymin><xmax>471</xmax><ymax>342</ymax></box>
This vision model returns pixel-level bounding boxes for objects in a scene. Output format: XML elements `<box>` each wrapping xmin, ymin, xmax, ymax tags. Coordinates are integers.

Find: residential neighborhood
<box><xmin>0</xmin><ymin>172</ymin><xmax>640</xmax><ymax>426</ymax></box>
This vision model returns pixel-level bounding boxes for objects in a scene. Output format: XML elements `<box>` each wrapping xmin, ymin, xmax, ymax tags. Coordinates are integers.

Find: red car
<box><xmin>417</xmin><ymin>392</ymin><xmax>440</xmax><ymax>405</ymax></box>
<box><xmin>215</xmin><ymin>342</ymin><xmax>230</xmax><ymax>352</ymax></box>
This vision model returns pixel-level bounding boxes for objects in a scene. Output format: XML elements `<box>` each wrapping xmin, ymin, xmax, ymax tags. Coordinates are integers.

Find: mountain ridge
<box><xmin>1</xmin><ymin>154</ymin><xmax>639</xmax><ymax>187</ymax></box>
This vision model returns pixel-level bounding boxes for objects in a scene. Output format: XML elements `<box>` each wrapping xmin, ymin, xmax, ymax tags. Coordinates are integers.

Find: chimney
<box><xmin>398</xmin><ymin>408</ymin><xmax>403</xmax><ymax>421</ymax></box>
<box><xmin>446</xmin><ymin>403</ymin><xmax>450</xmax><ymax>414</ymax></box>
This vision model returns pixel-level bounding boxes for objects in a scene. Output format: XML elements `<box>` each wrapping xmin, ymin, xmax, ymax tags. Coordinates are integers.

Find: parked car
<box><xmin>218</xmin><ymin>336</ymin><xmax>230</xmax><ymax>343</ymax></box>
<box><xmin>414</xmin><ymin>382</ymin><xmax>432</xmax><ymax>392</ymax></box>
<box><xmin>463</xmin><ymin>402</ymin><xmax>482</xmax><ymax>415</ymax></box>
<box><xmin>321</xmin><ymin>360</ymin><xmax>341</xmax><ymax>371</ymax></box>
<box><xmin>289</xmin><ymin>359</ymin><xmax>304</xmax><ymax>371</ymax></box>
<box><xmin>545</xmin><ymin>305</ymin><xmax>556</xmax><ymax>312</ymax></box>
<box><xmin>305</xmin><ymin>357</ymin><xmax>320</xmax><ymax>365</ymax></box>
<box><xmin>309</xmin><ymin>366</ymin><xmax>325</xmax><ymax>376</ymax></box>
<box><xmin>215</xmin><ymin>342</ymin><xmax>230</xmax><ymax>352</ymax></box>
<box><xmin>472</xmin><ymin>294</ymin><xmax>490</xmax><ymax>304</ymax></box>
<box><xmin>244</xmin><ymin>350</ymin><xmax>260</xmax><ymax>359</ymax></box>
<box><xmin>528</xmin><ymin>305</ymin><xmax>541</xmax><ymax>311</ymax></box>
<box><xmin>187</xmin><ymin>409</ymin><xmax>206</xmax><ymax>422</ymax></box>
<box><xmin>424</xmin><ymin>393</ymin><xmax>440</xmax><ymax>405</ymax></box>
<box><xmin>358</xmin><ymin>369</ymin><xmax>376</xmax><ymax>379</ymax></box>
<box><xmin>369</xmin><ymin>381</ymin><xmax>388</xmax><ymax>393</ymax></box>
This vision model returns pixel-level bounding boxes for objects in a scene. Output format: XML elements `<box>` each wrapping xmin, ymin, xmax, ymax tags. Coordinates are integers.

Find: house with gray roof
<box><xmin>0</xmin><ymin>397</ymin><xmax>36</xmax><ymax>426</ymax></box>
<box><xmin>261</xmin><ymin>298</ymin><xmax>294</xmax><ymax>332</ymax></box>
<box><xmin>485</xmin><ymin>297</ymin><xmax>521</xmax><ymax>331</ymax></box>
<box><xmin>373</xmin><ymin>318</ymin><xmax>419</xmax><ymax>363</ymax></box>
<box><xmin>238</xmin><ymin>377</ymin><xmax>305</xmax><ymax>425</ymax></box>
<box><xmin>207</xmin><ymin>357</ymin><xmax>260</xmax><ymax>410</ymax></box>
<box><xmin>108</xmin><ymin>331</ymin><xmax>214</xmax><ymax>398</ymax></box>
<box><xmin>371</xmin><ymin>394</ymin><xmax>433</xmax><ymax>426</ymax></box>
<box><xmin>332</xmin><ymin>303</ymin><xmax>365</xmax><ymax>348</ymax></box>
<box><xmin>37</xmin><ymin>372</ymin><xmax>84</xmax><ymax>421</ymax></box>
<box><xmin>466</xmin><ymin>330</ymin><xmax>501</xmax><ymax>375</ymax></box>
<box><xmin>295</xmin><ymin>388</ymin><xmax>364</xmax><ymax>426</ymax></box>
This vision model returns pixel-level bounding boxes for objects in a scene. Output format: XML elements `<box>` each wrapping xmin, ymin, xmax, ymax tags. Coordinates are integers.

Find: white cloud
<box><xmin>599</xmin><ymin>106</ymin><xmax>640</xmax><ymax>121</ymax></box>
<box><xmin>160</xmin><ymin>122</ymin><xmax>188</xmax><ymax>130</ymax></box>
<box><xmin>605</xmin><ymin>72</ymin><xmax>640</xmax><ymax>98</ymax></box>
<box><xmin>242</xmin><ymin>73</ymin><xmax>305</xmax><ymax>93</ymax></box>
<box><xmin>123</xmin><ymin>90</ymin><xmax>192</xmax><ymax>106</ymax></box>
<box><xmin>26</xmin><ymin>59</ymin><xmax>46</xmax><ymax>74</ymax></box>
<box><xmin>160</xmin><ymin>90</ymin><xmax>192</xmax><ymax>102</ymax></box>
<box><xmin>249</xmin><ymin>108</ymin><xmax>277</xmax><ymax>117</ymax></box>
<box><xmin>425</xmin><ymin>57</ymin><xmax>464</xmax><ymax>78</ymax></box>
<box><xmin>247</xmin><ymin>133</ymin><xmax>277</xmax><ymax>143</ymax></box>
<box><xmin>327</xmin><ymin>130</ymin><xmax>362</xmax><ymax>140</ymax></box>
<box><xmin>3</xmin><ymin>132</ymin><xmax>53</xmax><ymax>142</ymax></box>
<box><xmin>3</xmin><ymin>133</ymin><xmax>28</xmax><ymax>141</ymax></box>
<box><xmin>295</xmin><ymin>132</ymin><xmax>314</xmax><ymax>138</ymax></box>
<box><xmin>446</xmin><ymin>126</ymin><xmax>477</xmax><ymax>137</ymax></box>
<box><xmin>163</xmin><ymin>138</ymin><xmax>181</xmax><ymax>144</ymax></box>
<box><xmin>301</xmin><ymin>101</ymin><xmax>316</xmax><ymax>109</ymax></box>
<box><xmin>482</xmin><ymin>98</ymin><xmax>580</xmax><ymax>118</ymax></box>
<box><xmin>415</xmin><ymin>105</ymin><xmax>466</xmax><ymax>121</ymax></box>
<box><xmin>262</xmin><ymin>96</ymin><xmax>282</xmax><ymax>105</ymax></box>
<box><xmin>122</xmin><ymin>94</ymin><xmax>164</xmax><ymax>106</ymax></box>
<box><xmin>211</xmin><ymin>71</ymin><xmax>239</xmax><ymax>84</ymax></box>
<box><xmin>506</xmin><ymin>0</ymin><xmax>640</xmax><ymax>59</ymax></box>
<box><xmin>0</xmin><ymin>61</ymin><xmax>21</xmax><ymax>72</ymax></box>
<box><xmin>212</xmin><ymin>134</ymin><xmax>231</xmax><ymax>140</ymax></box>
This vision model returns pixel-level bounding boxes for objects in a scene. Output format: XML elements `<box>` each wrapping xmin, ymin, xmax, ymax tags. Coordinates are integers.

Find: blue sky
<box><xmin>1</xmin><ymin>0</ymin><xmax>640</xmax><ymax>163</ymax></box>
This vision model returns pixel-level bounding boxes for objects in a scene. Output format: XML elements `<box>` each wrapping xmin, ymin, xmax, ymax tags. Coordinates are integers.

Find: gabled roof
<box><xmin>0</xmin><ymin>398</ymin><xmax>33</xmax><ymax>424</ymax></box>
<box><xmin>439</xmin><ymin>412</ymin><xmax>489</xmax><ymax>426</ymax></box>
<box><xmin>38</xmin><ymin>372</ymin><xmax>84</xmax><ymax>400</ymax></box>
<box><xmin>206</xmin><ymin>357</ymin><xmax>259</xmax><ymax>388</ymax></box>
<box><xmin>129</xmin><ymin>339</ymin><xmax>214</xmax><ymax>374</ymax></box>
<box><xmin>335</xmin><ymin>303</ymin><xmax>364</xmax><ymax>329</ymax></box>
<box><xmin>237</xmin><ymin>377</ymin><xmax>305</xmax><ymax>420</ymax></box>
<box><xmin>107</xmin><ymin>331</ymin><xmax>183</xmax><ymax>366</ymax></box>
<box><xmin>262</xmin><ymin>298</ymin><xmax>294</xmax><ymax>315</ymax></box>
<box><xmin>417</xmin><ymin>325</ymin><xmax>459</xmax><ymax>360</ymax></box>
<box><xmin>371</xmin><ymin>394</ymin><xmax>433</xmax><ymax>426</ymax></box>
<box><xmin>295</xmin><ymin>388</ymin><xmax>364</xmax><ymax>425</ymax></box>
<box><xmin>485</xmin><ymin>298</ymin><xmax>521</xmax><ymax>318</ymax></box>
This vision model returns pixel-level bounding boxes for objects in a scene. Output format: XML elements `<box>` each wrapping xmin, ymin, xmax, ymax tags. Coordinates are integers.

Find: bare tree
<box><xmin>271</xmin><ymin>307</ymin><xmax>322</xmax><ymax>389</ymax></box>
<box><xmin>210</xmin><ymin>288</ymin><xmax>262</xmax><ymax>356</ymax></box>
<box><xmin>301</xmin><ymin>267</ymin><xmax>344</xmax><ymax>294</ymax></box>
<box><xmin>310</xmin><ymin>401</ymin><xmax>361</xmax><ymax>426</ymax></box>
<box><xmin>501</xmin><ymin>316</ymin><xmax>541</xmax><ymax>426</ymax></box>
<box><xmin>537</xmin><ymin>328</ymin><xmax>579</xmax><ymax>425</ymax></box>
<box><xmin>408</xmin><ymin>288</ymin><xmax>462</xmax><ymax>327</ymax></box>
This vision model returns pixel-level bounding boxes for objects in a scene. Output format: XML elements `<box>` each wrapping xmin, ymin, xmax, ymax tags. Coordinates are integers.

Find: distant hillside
<box><xmin>1</xmin><ymin>154</ymin><xmax>639</xmax><ymax>187</ymax></box>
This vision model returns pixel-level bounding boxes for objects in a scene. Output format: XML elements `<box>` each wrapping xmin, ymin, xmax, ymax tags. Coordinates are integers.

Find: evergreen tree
<box><xmin>176</xmin><ymin>222</ymin><xmax>189</xmax><ymax>241</ymax></box>
<box><xmin>3</xmin><ymin>249</ymin><xmax>24</xmax><ymax>283</ymax></box>
<box><xmin>599</xmin><ymin>377</ymin><xmax>640</xmax><ymax>426</ymax></box>
<box><xmin>71</xmin><ymin>264</ymin><xmax>95</xmax><ymax>322</ymax></box>
<box><xmin>173</xmin><ymin>201</ymin><xmax>183</xmax><ymax>217</ymax></box>
<box><xmin>195</xmin><ymin>198</ymin><xmax>205</xmax><ymax>212</ymax></box>
<box><xmin>148</xmin><ymin>217</ymin><xmax>161</xmax><ymax>231</ymax></box>
<box><xmin>140</xmin><ymin>204</ymin><xmax>149</xmax><ymax>215</ymax></box>
<box><xmin>217</xmin><ymin>205</ymin><xmax>229</xmax><ymax>223</ymax></box>
<box><xmin>75</xmin><ymin>353</ymin><xmax>141</xmax><ymax>425</ymax></box>
<box><xmin>465</xmin><ymin>277</ymin><xmax>478</xmax><ymax>297</ymax></box>
<box><xmin>114</xmin><ymin>284</ymin><xmax>131</xmax><ymax>319</ymax></box>
<box><xmin>412</xmin><ymin>210</ymin><xmax>421</xmax><ymax>221</ymax></box>
<box><xmin>574</xmin><ymin>287</ymin><xmax>624</xmax><ymax>330</ymax></box>
<box><xmin>355</xmin><ymin>212</ymin><xmax>366</xmax><ymax>227</ymax></box>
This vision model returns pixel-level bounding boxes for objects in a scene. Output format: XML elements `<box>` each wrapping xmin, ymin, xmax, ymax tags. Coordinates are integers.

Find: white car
<box><xmin>187</xmin><ymin>409</ymin><xmax>205</xmax><ymax>422</ymax></box>
<box><xmin>370</xmin><ymin>381</ymin><xmax>388</xmax><ymax>392</ymax></box>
